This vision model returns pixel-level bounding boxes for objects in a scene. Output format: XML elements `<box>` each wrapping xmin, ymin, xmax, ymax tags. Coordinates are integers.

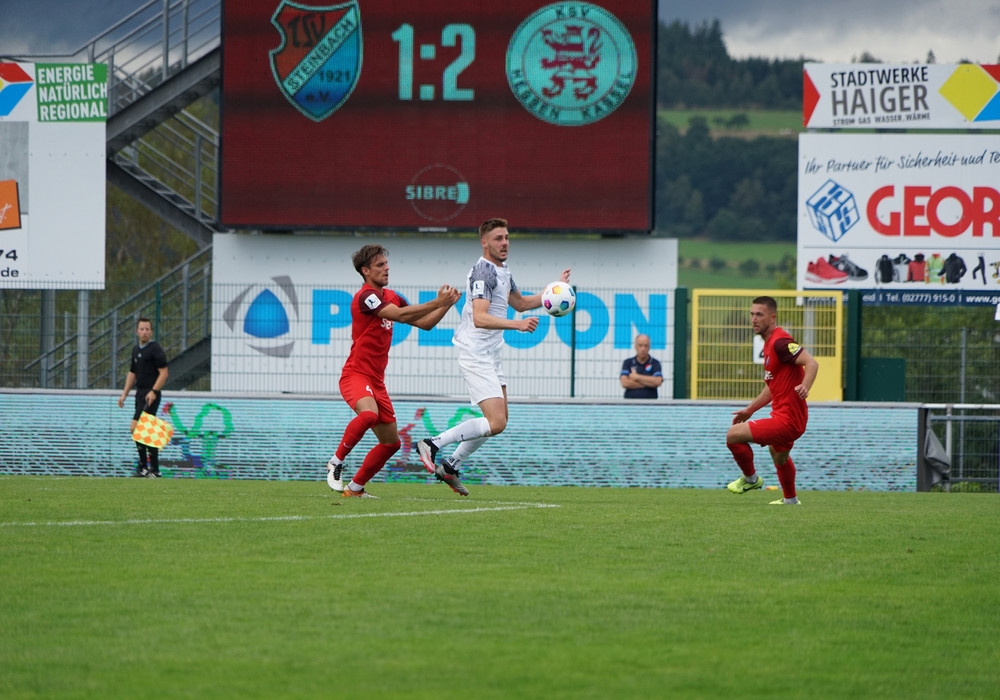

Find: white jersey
<box><xmin>453</xmin><ymin>256</ymin><xmax>518</xmax><ymax>354</ymax></box>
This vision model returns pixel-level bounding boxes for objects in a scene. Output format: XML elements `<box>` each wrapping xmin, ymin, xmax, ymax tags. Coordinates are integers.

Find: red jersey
<box><xmin>340</xmin><ymin>285</ymin><xmax>406</xmax><ymax>380</ymax></box>
<box><xmin>762</xmin><ymin>326</ymin><xmax>808</xmax><ymax>433</ymax></box>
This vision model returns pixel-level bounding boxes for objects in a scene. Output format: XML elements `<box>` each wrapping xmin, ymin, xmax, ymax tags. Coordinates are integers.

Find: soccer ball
<box><xmin>541</xmin><ymin>281</ymin><xmax>576</xmax><ymax>317</ymax></box>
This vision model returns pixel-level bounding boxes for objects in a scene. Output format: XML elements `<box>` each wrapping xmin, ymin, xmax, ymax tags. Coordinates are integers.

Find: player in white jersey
<box><xmin>417</xmin><ymin>217</ymin><xmax>570</xmax><ymax>495</ymax></box>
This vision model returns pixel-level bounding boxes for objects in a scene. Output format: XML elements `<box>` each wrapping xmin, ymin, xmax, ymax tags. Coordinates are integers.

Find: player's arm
<box><xmin>733</xmin><ymin>385</ymin><xmax>772</xmax><ymax>424</ymax></box>
<box><xmin>118</xmin><ymin>371</ymin><xmax>136</xmax><ymax>408</ymax></box>
<box><xmin>794</xmin><ymin>348</ymin><xmax>819</xmax><ymax>399</ymax></box>
<box><xmin>629</xmin><ymin>371</ymin><xmax>663</xmax><ymax>389</ymax></box>
<box><xmin>378</xmin><ymin>285</ymin><xmax>460</xmax><ymax>329</ymax></box>
<box><xmin>471</xmin><ymin>297</ymin><xmax>537</xmax><ymax>333</ymax></box>
<box><xmin>509</xmin><ymin>268</ymin><xmax>571</xmax><ymax>312</ymax></box>
<box><xmin>145</xmin><ymin>365</ymin><xmax>169</xmax><ymax>407</ymax></box>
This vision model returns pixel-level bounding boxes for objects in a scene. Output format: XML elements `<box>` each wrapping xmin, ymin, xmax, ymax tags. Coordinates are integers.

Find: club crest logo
<box><xmin>506</xmin><ymin>3</ymin><xmax>636</xmax><ymax>126</ymax></box>
<box><xmin>269</xmin><ymin>0</ymin><xmax>362</xmax><ymax>122</ymax></box>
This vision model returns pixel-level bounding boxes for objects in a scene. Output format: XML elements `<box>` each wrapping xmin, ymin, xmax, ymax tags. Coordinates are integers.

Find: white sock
<box><xmin>349</xmin><ymin>481</ymin><xmax>362</xmax><ymax>492</ymax></box>
<box><xmin>449</xmin><ymin>437</ymin><xmax>488</xmax><ymax>468</ymax></box>
<box><xmin>328</xmin><ymin>456</ymin><xmax>343</xmax><ymax>467</ymax></box>
<box><xmin>433</xmin><ymin>417</ymin><xmax>492</xmax><ymax>447</ymax></box>
<box><xmin>746</xmin><ymin>473</ymin><xmax>758</xmax><ymax>483</ymax></box>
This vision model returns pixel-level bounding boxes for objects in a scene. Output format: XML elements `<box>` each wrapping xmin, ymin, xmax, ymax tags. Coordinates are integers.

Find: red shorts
<box><xmin>747</xmin><ymin>416</ymin><xmax>805</xmax><ymax>453</ymax></box>
<box><xmin>339</xmin><ymin>372</ymin><xmax>395</xmax><ymax>424</ymax></box>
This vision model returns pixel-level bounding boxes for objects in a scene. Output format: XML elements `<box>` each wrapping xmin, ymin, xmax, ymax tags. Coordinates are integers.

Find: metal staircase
<box><xmin>11</xmin><ymin>0</ymin><xmax>225</xmax><ymax>389</ymax></box>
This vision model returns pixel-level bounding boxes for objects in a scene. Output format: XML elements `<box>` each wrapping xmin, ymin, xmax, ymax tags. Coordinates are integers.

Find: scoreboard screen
<box><xmin>220</xmin><ymin>0</ymin><xmax>654</xmax><ymax>232</ymax></box>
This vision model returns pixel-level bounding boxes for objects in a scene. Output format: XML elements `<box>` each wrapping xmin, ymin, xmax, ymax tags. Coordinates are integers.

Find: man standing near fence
<box><xmin>725</xmin><ymin>296</ymin><xmax>818</xmax><ymax>505</ymax></box>
<box><xmin>620</xmin><ymin>333</ymin><xmax>663</xmax><ymax>399</ymax></box>
<box><xmin>118</xmin><ymin>317</ymin><xmax>169</xmax><ymax>477</ymax></box>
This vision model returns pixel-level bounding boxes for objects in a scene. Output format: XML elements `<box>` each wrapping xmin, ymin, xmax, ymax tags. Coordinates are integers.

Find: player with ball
<box><xmin>418</xmin><ymin>217</ymin><xmax>571</xmax><ymax>495</ymax></box>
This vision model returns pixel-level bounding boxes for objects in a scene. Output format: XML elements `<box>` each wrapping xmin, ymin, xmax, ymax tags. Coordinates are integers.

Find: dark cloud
<box><xmin>658</xmin><ymin>0</ymin><xmax>1000</xmax><ymax>64</ymax></box>
<box><xmin>3</xmin><ymin>0</ymin><xmax>997</xmax><ymax>65</ymax></box>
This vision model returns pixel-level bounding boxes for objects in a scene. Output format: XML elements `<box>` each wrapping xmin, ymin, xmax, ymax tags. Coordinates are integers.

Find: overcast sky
<box><xmin>1</xmin><ymin>0</ymin><xmax>998</xmax><ymax>65</ymax></box>
<box><xmin>660</xmin><ymin>0</ymin><xmax>999</xmax><ymax>65</ymax></box>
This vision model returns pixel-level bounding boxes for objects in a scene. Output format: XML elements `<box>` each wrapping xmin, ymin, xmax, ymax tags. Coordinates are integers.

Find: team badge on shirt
<box><xmin>787</xmin><ymin>342</ymin><xmax>801</xmax><ymax>356</ymax></box>
<box><xmin>364</xmin><ymin>292</ymin><xmax>380</xmax><ymax>310</ymax></box>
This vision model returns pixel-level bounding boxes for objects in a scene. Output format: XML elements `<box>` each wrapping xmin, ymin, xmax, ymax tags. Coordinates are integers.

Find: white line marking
<box><xmin>0</xmin><ymin>502</ymin><xmax>560</xmax><ymax>528</ymax></box>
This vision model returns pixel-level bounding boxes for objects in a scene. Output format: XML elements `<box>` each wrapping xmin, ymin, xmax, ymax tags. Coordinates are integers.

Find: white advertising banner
<box><xmin>803</xmin><ymin>63</ymin><xmax>1000</xmax><ymax>130</ymax></box>
<box><xmin>0</xmin><ymin>62</ymin><xmax>107</xmax><ymax>289</ymax></box>
<box><xmin>212</xmin><ymin>234</ymin><xmax>678</xmax><ymax>397</ymax></box>
<box><xmin>798</xmin><ymin>133</ymin><xmax>1000</xmax><ymax>306</ymax></box>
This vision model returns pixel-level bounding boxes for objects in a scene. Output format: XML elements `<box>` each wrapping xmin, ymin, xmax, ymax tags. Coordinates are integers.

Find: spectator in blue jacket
<box><xmin>620</xmin><ymin>334</ymin><xmax>663</xmax><ymax>399</ymax></box>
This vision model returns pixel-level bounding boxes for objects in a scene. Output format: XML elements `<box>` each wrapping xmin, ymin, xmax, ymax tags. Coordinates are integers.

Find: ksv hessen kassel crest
<box><xmin>269</xmin><ymin>0</ymin><xmax>361</xmax><ymax>122</ymax></box>
<box><xmin>506</xmin><ymin>3</ymin><xmax>636</xmax><ymax>126</ymax></box>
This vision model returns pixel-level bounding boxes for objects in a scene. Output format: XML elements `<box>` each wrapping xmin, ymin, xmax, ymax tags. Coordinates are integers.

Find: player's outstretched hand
<box><xmin>519</xmin><ymin>316</ymin><xmax>539</xmax><ymax>333</ymax></box>
<box><xmin>437</xmin><ymin>284</ymin><xmax>461</xmax><ymax>305</ymax></box>
<box><xmin>731</xmin><ymin>407</ymin><xmax>753</xmax><ymax>424</ymax></box>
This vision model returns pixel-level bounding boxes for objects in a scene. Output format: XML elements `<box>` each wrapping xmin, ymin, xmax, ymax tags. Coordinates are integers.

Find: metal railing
<box><xmin>12</xmin><ymin>247</ymin><xmax>212</xmax><ymax>390</ymax></box>
<box><xmin>6</xmin><ymin>0</ymin><xmax>222</xmax><ymax>111</ymax></box>
<box><xmin>919</xmin><ymin>404</ymin><xmax>1000</xmax><ymax>492</ymax></box>
<box><xmin>7</xmin><ymin>0</ymin><xmax>224</xmax><ymax>229</ymax></box>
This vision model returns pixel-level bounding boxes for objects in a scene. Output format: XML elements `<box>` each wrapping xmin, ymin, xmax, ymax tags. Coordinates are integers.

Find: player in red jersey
<box><xmin>725</xmin><ymin>295</ymin><xmax>819</xmax><ymax>505</ymax></box>
<box><xmin>327</xmin><ymin>244</ymin><xmax>460</xmax><ymax>498</ymax></box>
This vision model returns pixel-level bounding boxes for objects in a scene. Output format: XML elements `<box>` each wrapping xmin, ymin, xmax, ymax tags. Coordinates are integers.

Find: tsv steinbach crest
<box><xmin>269</xmin><ymin>0</ymin><xmax>362</xmax><ymax>121</ymax></box>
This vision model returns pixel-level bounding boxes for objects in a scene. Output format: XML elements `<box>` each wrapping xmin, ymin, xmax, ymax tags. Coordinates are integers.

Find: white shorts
<box><xmin>457</xmin><ymin>348</ymin><xmax>506</xmax><ymax>405</ymax></box>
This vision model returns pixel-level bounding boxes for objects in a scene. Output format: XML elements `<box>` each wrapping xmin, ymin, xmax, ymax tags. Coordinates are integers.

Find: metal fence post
<box><xmin>111</xmin><ymin>309</ymin><xmax>119</xmax><ymax>388</ymax></box>
<box><xmin>40</xmin><ymin>290</ymin><xmax>55</xmax><ymax>388</ymax></box>
<box><xmin>77</xmin><ymin>290</ymin><xmax>89</xmax><ymax>389</ymax></box>
<box><xmin>569</xmin><ymin>286</ymin><xmax>577</xmax><ymax>398</ymax></box>
<box><xmin>673</xmin><ymin>287</ymin><xmax>688</xmax><ymax>399</ymax></box>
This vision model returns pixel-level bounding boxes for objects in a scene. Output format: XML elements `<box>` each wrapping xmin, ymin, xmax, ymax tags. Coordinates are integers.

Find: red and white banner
<box><xmin>797</xmin><ymin>133</ymin><xmax>1000</xmax><ymax>304</ymax></box>
<box><xmin>803</xmin><ymin>63</ymin><xmax>1000</xmax><ymax>130</ymax></box>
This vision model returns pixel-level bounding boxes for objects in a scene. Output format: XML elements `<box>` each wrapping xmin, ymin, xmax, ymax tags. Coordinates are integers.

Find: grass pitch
<box><xmin>2</xmin><ymin>477</ymin><xmax>998</xmax><ymax>699</ymax></box>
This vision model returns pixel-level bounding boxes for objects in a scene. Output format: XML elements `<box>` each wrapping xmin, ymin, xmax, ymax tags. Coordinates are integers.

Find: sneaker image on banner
<box><xmin>827</xmin><ymin>254</ymin><xmax>868</xmax><ymax>281</ymax></box>
<box><xmin>805</xmin><ymin>257</ymin><xmax>848</xmax><ymax>284</ymax></box>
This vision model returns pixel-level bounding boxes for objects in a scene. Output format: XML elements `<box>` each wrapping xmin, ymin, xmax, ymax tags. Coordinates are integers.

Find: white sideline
<box><xmin>0</xmin><ymin>502</ymin><xmax>560</xmax><ymax>528</ymax></box>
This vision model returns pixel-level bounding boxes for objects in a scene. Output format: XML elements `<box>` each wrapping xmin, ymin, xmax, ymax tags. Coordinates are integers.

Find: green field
<box><xmin>677</xmin><ymin>239</ymin><xmax>796</xmax><ymax>290</ymax></box>
<box><xmin>3</xmin><ymin>477</ymin><xmax>998</xmax><ymax>699</ymax></box>
<box><xmin>658</xmin><ymin>109</ymin><xmax>803</xmax><ymax>137</ymax></box>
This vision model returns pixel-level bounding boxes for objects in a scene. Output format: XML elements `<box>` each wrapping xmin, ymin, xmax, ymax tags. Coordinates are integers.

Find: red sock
<box><xmin>727</xmin><ymin>442</ymin><xmax>755</xmax><ymax>476</ymax></box>
<box><xmin>775</xmin><ymin>457</ymin><xmax>797</xmax><ymax>499</ymax></box>
<box><xmin>336</xmin><ymin>411</ymin><xmax>379</xmax><ymax>461</ymax></box>
<box><xmin>352</xmin><ymin>441</ymin><xmax>401</xmax><ymax>486</ymax></box>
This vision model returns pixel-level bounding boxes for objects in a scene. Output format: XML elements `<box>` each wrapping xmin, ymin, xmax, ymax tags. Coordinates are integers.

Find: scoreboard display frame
<box><xmin>220</xmin><ymin>0</ymin><xmax>655</xmax><ymax>233</ymax></box>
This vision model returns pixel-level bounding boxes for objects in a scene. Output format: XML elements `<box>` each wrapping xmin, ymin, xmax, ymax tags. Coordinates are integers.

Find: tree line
<box><xmin>654</xmin><ymin>20</ymin><xmax>802</xmax><ymax>241</ymax></box>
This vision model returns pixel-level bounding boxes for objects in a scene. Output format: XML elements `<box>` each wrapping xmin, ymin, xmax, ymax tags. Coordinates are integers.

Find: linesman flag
<box><xmin>132</xmin><ymin>412</ymin><xmax>174</xmax><ymax>449</ymax></box>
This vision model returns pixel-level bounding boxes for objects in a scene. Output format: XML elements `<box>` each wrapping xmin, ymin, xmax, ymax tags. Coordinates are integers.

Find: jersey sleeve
<box><xmin>620</xmin><ymin>358</ymin><xmax>632</xmax><ymax>376</ymax></box>
<box><xmin>152</xmin><ymin>343</ymin><xmax>168</xmax><ymax>367</ymax></box>
<box><xmin>772</xmin><ymin>337</ymin><xmax>802</xmax><ymax>364</ymax></box>
<box><xmin>359</xmin><ymin>288</ymin><xmax>387</xmax><ymax>316</ymax></box>
<box><xmin>468</xmin><ymin>260</ymin><xmax>498</xmax><ymax>300</ymax></box>
<box><xmin>650</xmin><ymin>358</ymin><xmax>663</xmax><ymax>376</ymax></box>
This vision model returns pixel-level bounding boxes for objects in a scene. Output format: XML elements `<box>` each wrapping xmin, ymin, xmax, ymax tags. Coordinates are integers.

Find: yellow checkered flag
<box><xmin>132</xmin><ymin>412</ymin><xmax>174</xmax><ymax>449</ymax></box>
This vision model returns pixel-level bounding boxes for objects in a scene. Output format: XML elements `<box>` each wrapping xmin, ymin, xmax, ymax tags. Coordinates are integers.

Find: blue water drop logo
<box><xmin>244</xmin><ymin>289</ymin><xmax>290</xmax><ymax>338</ymax></box>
